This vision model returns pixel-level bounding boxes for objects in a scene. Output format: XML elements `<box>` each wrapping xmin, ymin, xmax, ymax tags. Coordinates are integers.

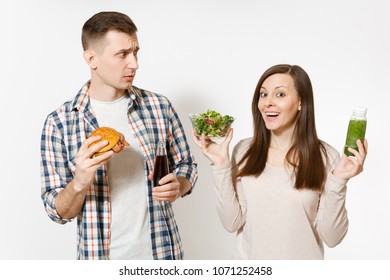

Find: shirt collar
<box><xmin>70</xmin><ymin>80</ymin><xmax>91</xmax><ymax>112</ymax></box>
<box><xmin>127</xmin><ymin>85</ymin><xmax>142</xmax><ymax>110</ymax></box>
<box><xmin>70</xmin><ymin>80</ymin><xmax>142</xmax><ymax>112</ymax></box>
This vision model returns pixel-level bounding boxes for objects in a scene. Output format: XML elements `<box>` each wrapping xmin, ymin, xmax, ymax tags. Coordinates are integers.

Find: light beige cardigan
<box><xmin>211</xmin><ymin>138</ymin><xmax>348</xmax><ymax>259</ymax></box>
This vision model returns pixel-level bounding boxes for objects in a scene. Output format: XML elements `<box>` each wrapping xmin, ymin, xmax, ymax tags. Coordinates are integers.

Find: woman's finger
<box><xmin>364</xmin><ymin>139</ymin><xmax>368</xmax><ymax>154</ymax></box>
<box><xmin>200</xmin><ymin>134</ymin><xmax>208</xmax><ymax>150</ymax></box>
<box><xmin>222</xmin><ymin>128</ymin><xmax>233</xmax><ymax>145</ymax></box>
<box><xmin>191</xmin><ymin>128</ymin><xmax>202</xmax><ymax>148</ymax></box>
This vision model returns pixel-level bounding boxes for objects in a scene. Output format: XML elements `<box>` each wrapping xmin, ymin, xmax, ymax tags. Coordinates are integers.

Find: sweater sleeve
<box><xmin>210</xmin><ymin>141</ymin><xmax>248</xmax><ymax>233</ymax></box>
<box><xmin>314</xmin><ymin>148</ymin><xmax>349</xmax><ymax>248</ymax></box>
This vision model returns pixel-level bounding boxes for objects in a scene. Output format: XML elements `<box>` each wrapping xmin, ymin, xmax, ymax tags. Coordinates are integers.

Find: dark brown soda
<box><xmin>153</xmin><ymin>155</ymin><xmax>169</xmax><ymax>187</ymax></box>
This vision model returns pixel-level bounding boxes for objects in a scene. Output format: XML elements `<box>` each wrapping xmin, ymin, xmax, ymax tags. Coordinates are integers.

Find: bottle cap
<box><xmin>352</xmin><ymin>106</ymin><xmax>367</xmax><ymax>117</ymax></box>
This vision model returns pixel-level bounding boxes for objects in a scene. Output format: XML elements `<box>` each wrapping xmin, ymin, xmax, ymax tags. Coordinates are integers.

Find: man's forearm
<box><xmin>55</xmin><ymin>180</ymin><xmax>88</xmax><ymax>219</ymax></box>
<box><xmin>177</xmin><ymin>176</ymin><xmax>192</xmax><ymax>197</ymax></box>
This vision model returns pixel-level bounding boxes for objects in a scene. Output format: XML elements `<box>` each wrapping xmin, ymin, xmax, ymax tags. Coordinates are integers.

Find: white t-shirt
<box><xmin>90</xmin><ymin>94</ymin><xmax>152</xmax><ymax>260</ymax></box>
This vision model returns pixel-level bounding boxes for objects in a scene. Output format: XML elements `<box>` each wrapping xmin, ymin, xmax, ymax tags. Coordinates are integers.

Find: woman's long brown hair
<box><xmin>235</xmin><ymin>64</ymin><xmax>328</xmax><ymax>191</ymax></box>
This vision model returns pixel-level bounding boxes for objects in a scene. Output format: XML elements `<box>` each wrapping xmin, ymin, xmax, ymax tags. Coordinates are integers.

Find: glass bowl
<box><xmin>189</xmin><ymin>112</ymin><xmax>234</xmax><ymax>143</ymax></box>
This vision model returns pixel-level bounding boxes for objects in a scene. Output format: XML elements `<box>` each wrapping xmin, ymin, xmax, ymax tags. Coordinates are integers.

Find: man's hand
<box><xmin>73</xmin><ymin>135</ymin><xmax>114</xmax><ymax>191</ymax></box>
<box><xmin>55</xmin><ymin>135</ymin><xmax>114</xmax><ymax>219</ymax></box>
<box><xmin>149</xmin><ymin>173</ymin><xmax>181</xmax><ymax>202</ymax></box>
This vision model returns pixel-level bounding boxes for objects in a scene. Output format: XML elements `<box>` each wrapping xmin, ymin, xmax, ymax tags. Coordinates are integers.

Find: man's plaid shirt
<box><xmin>40</xmin><ymin>81</ymin><xmax>198</xmax><ymax>259</ymax></box>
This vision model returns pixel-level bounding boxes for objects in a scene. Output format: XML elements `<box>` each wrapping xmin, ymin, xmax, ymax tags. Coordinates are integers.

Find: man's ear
<box><xmin>83</xmin><ymin>50</ymin><xmax>97</xmax><ymax>70</ymax></box>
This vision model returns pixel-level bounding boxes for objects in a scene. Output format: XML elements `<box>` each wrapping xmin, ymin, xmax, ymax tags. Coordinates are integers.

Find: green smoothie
<box><xmin>344</xmin><ymin>119</ymin><xmax>367</xmax><ymax>156</ymax></box>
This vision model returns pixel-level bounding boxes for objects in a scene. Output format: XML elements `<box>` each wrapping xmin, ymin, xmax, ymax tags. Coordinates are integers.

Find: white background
<box><xmin>1</xmin><ymin>0</ymin><xmax>389</xmax><ymax>260</ymax></box>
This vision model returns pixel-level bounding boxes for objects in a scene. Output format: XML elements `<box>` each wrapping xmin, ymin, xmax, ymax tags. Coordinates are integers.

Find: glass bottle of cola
<box><xmin>153</xmin><ymin>141</ymin><xmax>169</xmax><ymax>187</ymax></box>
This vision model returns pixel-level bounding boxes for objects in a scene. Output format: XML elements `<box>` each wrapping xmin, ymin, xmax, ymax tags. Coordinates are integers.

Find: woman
<box><xmin>192</xmin><ymin>64</ymin><xmax>368</xmax><ymax>259</ymax></box>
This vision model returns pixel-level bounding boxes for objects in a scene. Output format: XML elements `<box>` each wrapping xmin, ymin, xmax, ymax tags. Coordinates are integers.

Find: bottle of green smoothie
<box><xmin>344</xmin><ymin>107</ymin><xmax>367</xmax><ymax>156</ymax></box>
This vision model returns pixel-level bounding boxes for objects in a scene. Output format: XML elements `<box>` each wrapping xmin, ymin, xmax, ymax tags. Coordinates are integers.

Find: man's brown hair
<box><xmin>81</xmin><ymin>11</ymin><xmax>138</xmax><ymax>50</ymax></box>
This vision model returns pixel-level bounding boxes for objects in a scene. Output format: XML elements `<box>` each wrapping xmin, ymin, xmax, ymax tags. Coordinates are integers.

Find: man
<box><xmin>40</xmin><ymin>11</ymin><xmax>198</xmax><ymax>260</ymax></box>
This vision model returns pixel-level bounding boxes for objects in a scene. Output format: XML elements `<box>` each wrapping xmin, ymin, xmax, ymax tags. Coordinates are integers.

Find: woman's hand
<box><xmin>191</xmin><ymin>128</ymin><xmax>233</xmax><ymax>165</ymax></box>
<box><xmin>333</xmin><ymin>139</ymin><xmax>368</xmax><ymax>180</ymax></box>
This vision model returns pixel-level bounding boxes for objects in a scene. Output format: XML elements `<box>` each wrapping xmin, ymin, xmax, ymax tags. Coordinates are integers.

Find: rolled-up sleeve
<box><xmin>167</xmin><ymin>101</ymin><xmax>198</xmax><ymax>194</ymax></box>
<box><xmin>40</xmin><ymin>117</ymin><xmax>73</xmax><ymax>224</ymax></box>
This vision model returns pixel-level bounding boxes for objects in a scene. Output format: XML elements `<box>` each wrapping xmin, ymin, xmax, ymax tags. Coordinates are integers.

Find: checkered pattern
<box><xmin>40</xmin><ymin>81</ymin><xmax>198</xmax><ymax>260</ymax></box>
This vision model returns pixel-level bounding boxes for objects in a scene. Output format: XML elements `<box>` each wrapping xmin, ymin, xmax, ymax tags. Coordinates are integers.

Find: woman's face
<box><xmin>258</xmin><ymin>73</ymin><xmax>301</xmax><ymax>134</ymax></box>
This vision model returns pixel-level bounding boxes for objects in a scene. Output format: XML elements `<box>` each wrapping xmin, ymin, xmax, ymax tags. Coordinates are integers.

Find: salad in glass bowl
<box><xmin>189</xmin><ymin>109</ymin><xmax>234</xmax><ymax>142</ymax></box>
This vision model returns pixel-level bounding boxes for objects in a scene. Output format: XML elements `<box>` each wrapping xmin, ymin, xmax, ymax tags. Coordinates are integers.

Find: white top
<box><xmin>90</xmin><ymin>95</ymin><xmax>152</xmax><ymax>260</ymax></box>
<box><xmin>211</xmin><ymin>138</ymin><xmax>349</xmax><ymax>260</ymax></box>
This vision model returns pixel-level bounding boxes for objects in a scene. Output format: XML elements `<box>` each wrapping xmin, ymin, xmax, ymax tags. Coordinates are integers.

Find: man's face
<box><xmin>91</xmin><ymin>30</ymin><xmax>139</xmax><ymax>91</ymax></box>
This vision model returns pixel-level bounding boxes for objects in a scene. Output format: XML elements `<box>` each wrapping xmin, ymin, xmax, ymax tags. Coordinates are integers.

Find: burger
<box><xmin>88</xmin><ymin>127</ymin><xmax>129</xmax><ymax>157</ymax></box>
